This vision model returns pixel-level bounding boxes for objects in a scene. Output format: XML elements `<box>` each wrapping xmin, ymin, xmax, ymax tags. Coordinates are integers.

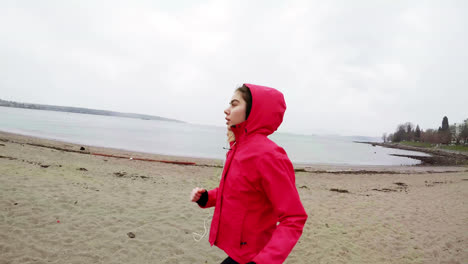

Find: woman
<box><xmin>191</xmin><ymin>84</ymin><xmax>307</xmax><ymax>264</ymax></box>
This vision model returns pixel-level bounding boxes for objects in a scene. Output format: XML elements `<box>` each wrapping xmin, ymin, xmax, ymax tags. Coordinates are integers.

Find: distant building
<box><xmin>451</xmin><ymin>119</ymin><xmax>468</xmax><ymax>143</ymax></box>
<box><xmin>450</xmin><ymin>124</ymin><xmax>460</xmax><ymax>137</ymax></box>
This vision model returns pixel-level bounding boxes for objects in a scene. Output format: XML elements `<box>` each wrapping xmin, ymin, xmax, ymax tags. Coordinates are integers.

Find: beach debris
<box><xmin>393</xmin><ymin>182</ymin><xmax>409</xmax><ymax>193</ymax></box>
<box><xmin>14</xmin><ymin>202</ymin><xmax>18</xmax><ymax>205</ymax></box>
<box><xmin>127</xmin><ymin>232</ymin><xmax>136</xmax><ymax>238</ymax></box>
<box><xmin>74</xmin><ymin>201</ymin><xmax>78</xmax><ymax>205</ymax></box>
<box><xmin>80</xmin><ymin>146</ymin><xmax>85</xmax><ymax>151</ymax></box>
<box><xmin>0</xmin><ymin>155</ymin><xmax>17</xmax><ymax>160</ymax></box>
<box><xmin>92</xmin><ymin>153</ymin><xmax>196</xmax><ymax>165</ymax></box>
<box><xmin>330</xmin><ymin>188</ymin><xmax>349</xmax><ymax>193</ymax></box>
<box><xmin>425</xmin><ymin>180</ymin><xmax>452</xmax><ymax>187</ymax></box>
<box><xmin>0</xmin><ymin>143</ymin><xmax>5</xmax><ymax>146</ymax></box>
<box><xmin>325</xmin><ymin>223</ymin><xmax>329</xmax><ymax>228</ymax></box>
<box><xmin>394</xmin><ymin>182</ymin><xmax>408</xmax><ymax>188</ymax></box>
<box><xmin>22</xmin><ymin>142</ymin><xmax>91</xmax><ymax>154</ymax></box>
<box><xmin>298</xmin><ymin>185</ymin><xmax>309</xmax><ymax>189</ymax></box>
<box><xmin>112</xmin><ymin>171</ymin><xmax>151</xmax><ymax>180</ymax></box>
<box><xmin>77</xmin><ymin>167</ymin><xmax>88</xmax><ymax>171</ymax></box>
<box><xmin>294</xmin><ymin>168</ymin><xmax>307</xmax><ymax>172</ymax></box>
<box><xmin>57</xmin><ymin>220</ymin><xmax>60</xmax><ymax>223</ymax></box>
<box><xmin>463</xmin><ymin>179</ymin><xmax>468</xmax><ymax>181</ymax></box>
<box><xmin>113</xmin><ymin>171</ymin><xmax>127</xmax><ymax>177</ymax></box>
<box><xmin>40</xmin><ymin>165</ymin><xmax>50</xmax><ymax>168</ymax></box>
<box><xmin>103</xmin><ymin>159</ymin><xmax>108</xmax><ymax>162</ymax></box>
<box><xmin>372</xmin><ymin>188</ymin><xmax>397</xmax><ymax>192</ymax></box>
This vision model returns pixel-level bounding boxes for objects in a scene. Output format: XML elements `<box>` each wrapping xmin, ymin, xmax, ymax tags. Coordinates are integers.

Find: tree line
<box><xmin>383</xmin><ymin>116</ymin><xmax>468</xmax><ymax>145</ymax></box>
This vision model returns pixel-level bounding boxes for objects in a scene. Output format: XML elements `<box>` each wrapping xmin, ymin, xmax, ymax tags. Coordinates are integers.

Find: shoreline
<box><xmin>356</xmin><ymin>141</ymin><xmax>468</xmax><ymax>166</ymax></box>
<box><xmin>1</xmin><ymin>131</ymin><xmax>467</xmax><ymax>174</ymax></box>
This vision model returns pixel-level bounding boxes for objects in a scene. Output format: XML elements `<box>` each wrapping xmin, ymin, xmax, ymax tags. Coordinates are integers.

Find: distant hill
<box><xmin>0</xmin><ymin>98</ymin><xmax>185</xmax><ymax>123</ymax></box>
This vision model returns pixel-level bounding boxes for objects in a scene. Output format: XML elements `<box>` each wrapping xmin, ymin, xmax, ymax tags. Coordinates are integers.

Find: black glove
<box><xmin>196</xmin><ymin>189</ymin><xmax>208</xmax><ymax>206</ymax></box>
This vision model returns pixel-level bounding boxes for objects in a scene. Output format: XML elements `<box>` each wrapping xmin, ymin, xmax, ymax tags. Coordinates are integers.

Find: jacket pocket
<box><xmin>239</xmin><ymin>212</ymin><xmax>248</xmax><ymax>249</ymax></box>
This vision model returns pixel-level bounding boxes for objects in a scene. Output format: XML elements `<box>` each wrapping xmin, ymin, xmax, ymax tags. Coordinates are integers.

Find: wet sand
<box><xmin>1</xmin><ymin>131</ymin><xmax>467</xmax><ymax>264</ymax></box>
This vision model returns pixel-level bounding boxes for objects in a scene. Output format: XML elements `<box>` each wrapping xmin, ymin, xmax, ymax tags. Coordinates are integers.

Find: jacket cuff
<box><xmin>196</xmin><ymin>190</ymin><xmax>208</xmax><ymax>207</ymax></box>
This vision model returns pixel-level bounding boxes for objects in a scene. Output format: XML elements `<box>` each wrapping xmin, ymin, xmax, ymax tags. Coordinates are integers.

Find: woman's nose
<box><xmin>224</xmin><ymin>107</ymin><xmax>229</xmax><ymax>115</ymax></box>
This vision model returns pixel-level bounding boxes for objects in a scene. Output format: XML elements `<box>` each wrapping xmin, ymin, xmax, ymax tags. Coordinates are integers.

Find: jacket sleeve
<box><xmin>252</xmin><ymin>155</ymin><xmax>308</xmax><ymax>264</ymax></box>
<box><xmin>198</xmin><ymin>187</ymin><xmax>218</xmax><ymax>208</ymax></box>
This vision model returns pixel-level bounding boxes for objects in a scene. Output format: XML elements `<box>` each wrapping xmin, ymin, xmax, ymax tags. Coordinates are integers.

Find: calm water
<box><xmin>0</xmin><ymin>106</ymin><xmax>429</xmax><ymax>165</ymax></box>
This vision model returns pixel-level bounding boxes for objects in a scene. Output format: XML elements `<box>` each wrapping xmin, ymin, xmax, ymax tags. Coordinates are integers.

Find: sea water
<box><xmin>0</xmin><ymin>106</ymin><xmax>429</xmax><ymax>165</ymax></box>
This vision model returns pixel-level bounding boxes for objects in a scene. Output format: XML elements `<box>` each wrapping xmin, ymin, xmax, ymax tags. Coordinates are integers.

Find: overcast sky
<box><xmin>1</xmin><ymin>0</ymin><xmax>467</xmax><ymax>137</ymax></box>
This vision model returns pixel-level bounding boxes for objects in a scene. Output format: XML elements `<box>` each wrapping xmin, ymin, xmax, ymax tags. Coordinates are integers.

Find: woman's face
<box><xmin>224</xmin><ymin>91</ymin><xmax>247</xmax><ymax>127</ymax></box>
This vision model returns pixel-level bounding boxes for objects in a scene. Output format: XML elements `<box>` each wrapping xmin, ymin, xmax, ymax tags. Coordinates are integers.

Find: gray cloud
<box><xmin>1</xmin><ymin>0</ymin><xmax>467</xmax><ymax>136</ymax></box>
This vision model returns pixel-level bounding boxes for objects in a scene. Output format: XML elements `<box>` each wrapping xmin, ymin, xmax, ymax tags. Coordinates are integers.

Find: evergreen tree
<box><xmin>442</xmin><ymin>116</ymin><xmax>449</xmax><ymax>131</ymax></box>
<box><xmin>415</xmin><ymin>125</ymin><xmax>421</xmax><ymax>141</ymax></box>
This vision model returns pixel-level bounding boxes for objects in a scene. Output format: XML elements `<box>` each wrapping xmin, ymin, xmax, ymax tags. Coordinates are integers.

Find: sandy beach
<box><xmin>0</xmin><ymin>131</ymin><xmax>467</xmax><ymax>264</ymax></box>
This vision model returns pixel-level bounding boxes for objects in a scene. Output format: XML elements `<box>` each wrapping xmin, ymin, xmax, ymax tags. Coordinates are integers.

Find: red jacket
<box><xmin>200</xmin><ymin>84</ymin><xmax>308</xmax><ymax>264</ymax></box>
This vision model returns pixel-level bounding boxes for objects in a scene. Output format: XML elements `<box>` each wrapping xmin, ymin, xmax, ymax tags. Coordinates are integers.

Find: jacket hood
<box><xmin>236</xmin><ymin>83</ymin><xmax>286</xmax><ymax>136</ymax></box>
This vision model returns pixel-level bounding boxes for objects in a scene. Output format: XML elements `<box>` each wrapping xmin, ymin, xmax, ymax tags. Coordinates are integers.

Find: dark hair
<box><xmin>236</xmin><ymin>84</ymin><xmax>252</xmax><ymax>120</ymax></box>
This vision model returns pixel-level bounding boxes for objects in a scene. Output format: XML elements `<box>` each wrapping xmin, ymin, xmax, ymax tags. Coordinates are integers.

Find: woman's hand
<box><xmin>190</xmin><ymin>187</ymin><xmax>206</xmax><ymax>202</ymax></box>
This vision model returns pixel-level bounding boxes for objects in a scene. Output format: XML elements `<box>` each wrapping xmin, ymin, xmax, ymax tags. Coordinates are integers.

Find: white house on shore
<box><xmin>451</xmin><ymin>119</ymin><xmax>468</xmax><ymax>142</ymax></box>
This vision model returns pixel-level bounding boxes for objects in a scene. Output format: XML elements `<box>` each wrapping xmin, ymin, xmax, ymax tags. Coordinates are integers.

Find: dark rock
<box><xmin>80</xmin><ymin>146</ymin><xmax>85</xmax><ymax>151</ymax></box>
<box><xmin>127</xmin><ymin>232</ymin><xmax>136</xmax><ymax>238</ymax></box>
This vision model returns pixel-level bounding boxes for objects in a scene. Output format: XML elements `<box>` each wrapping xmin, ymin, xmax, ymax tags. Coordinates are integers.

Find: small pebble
<box><xmin>127</xmin><ymin>232</ymin><xmax>136</xmax><ymax>238</ymax></box>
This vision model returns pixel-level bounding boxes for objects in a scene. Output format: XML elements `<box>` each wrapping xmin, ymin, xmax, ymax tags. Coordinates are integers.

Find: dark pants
<box><xmin>221</xmin><ymin>257</ymin><xmax>239</xmax><ymax>264</ymax></box>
